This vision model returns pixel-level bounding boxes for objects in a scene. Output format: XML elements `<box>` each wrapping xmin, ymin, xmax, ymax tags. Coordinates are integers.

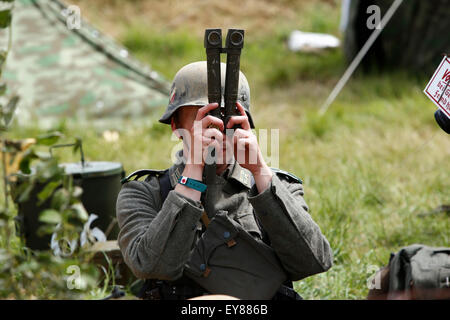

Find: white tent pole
<box><xmin>319</xmin><ymin>0</ymin><xmax>404</xmax><ymax>115</ymax></box>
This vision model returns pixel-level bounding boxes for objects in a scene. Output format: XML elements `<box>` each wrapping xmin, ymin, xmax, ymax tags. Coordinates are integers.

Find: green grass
<box><xmin>118</xmin><ymin>0</ymin><xmax>344</xmax><ymax>89</ymax></box>
<box><xmin>8</xmin><ymin>71</ymin><xmax>448</xmax><ymax>300</ymax></box>
<box><xmin>2</xmin><ymin>0</ymin><xmax>450</xmax><ymax>299</ymax></box>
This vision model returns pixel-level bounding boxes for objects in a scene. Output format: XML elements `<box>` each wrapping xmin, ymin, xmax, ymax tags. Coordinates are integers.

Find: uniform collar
<box><xmin>223</xmin><ymin>157</ymin><xmax>253</xmax><ymax>189</ymax></box>
<box><xmin>168</xmin><ymin>150</ymin><xmax>185</xmax><ymax>188</ymax></box>
<box><xmin>168</xmin><ymin>150</ymin><xmax>253</xmax><ymax>189</ymax></box>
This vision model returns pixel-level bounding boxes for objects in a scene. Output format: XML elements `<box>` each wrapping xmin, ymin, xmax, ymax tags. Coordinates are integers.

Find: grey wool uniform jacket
<box><xmin>116</xmin><ymin>156</ymin><xmax>333</xmax><ymax>283</ymax></box>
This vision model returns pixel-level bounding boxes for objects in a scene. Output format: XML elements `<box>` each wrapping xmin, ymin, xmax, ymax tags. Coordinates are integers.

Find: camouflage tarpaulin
<box><xmin>0</xmin><ymin>0</ymin><xmax>170</xmax><ymax>125</ymax></box>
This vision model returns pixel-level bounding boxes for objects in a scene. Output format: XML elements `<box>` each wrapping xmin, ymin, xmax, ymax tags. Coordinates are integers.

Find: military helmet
<box><xmin>159</xmin><ymin>61</ymin><xmax>254</xmax><ymax>128</ymax></box>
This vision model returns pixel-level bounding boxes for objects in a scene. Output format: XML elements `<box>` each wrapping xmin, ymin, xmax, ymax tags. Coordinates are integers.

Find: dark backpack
<box><xmin>368</xmin><ymin>244</ymin><xmax>450</xmax><ymax>299</ymax></box>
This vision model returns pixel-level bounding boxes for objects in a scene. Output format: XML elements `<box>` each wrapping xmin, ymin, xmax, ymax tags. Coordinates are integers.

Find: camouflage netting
<box><xmin>0</xmin><ymin>0</ymin><xmax>170</xmax><ymax>126</ymax></box>
<box><xmin>344</xmin><ymin>0</ymin><xmax>450</xmax><ymax>74</ymax></box>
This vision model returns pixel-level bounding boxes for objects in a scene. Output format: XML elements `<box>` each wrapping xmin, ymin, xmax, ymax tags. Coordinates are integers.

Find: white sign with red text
<box><xmin>424</xmin><ymin>56</ymin><xmax>450</xmax><ymax>119</ymax></box>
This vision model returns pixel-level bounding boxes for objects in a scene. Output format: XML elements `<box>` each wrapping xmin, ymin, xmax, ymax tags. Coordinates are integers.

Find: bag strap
<box><xmin>158</xmin><ymin>169</ymin><xmax>172</xmax><ymax>204</ymax></box>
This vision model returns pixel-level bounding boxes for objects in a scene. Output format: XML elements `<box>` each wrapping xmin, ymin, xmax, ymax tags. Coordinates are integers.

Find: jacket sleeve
<box><xmin>116</xmin><ymin>179</ymin><xmax>203</xmax><ymax>280</ymax></box>
<box><xmin>247</xmin><ymin>173</ymin><xmax>333</xmax><ymax>281</ymax></box>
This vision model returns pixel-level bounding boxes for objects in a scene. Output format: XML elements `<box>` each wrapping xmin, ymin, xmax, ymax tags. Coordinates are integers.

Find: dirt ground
<box><xmin>71</xmin><ymin>0</ymin><xmax>336</xmax><ymax>38</ymax></box>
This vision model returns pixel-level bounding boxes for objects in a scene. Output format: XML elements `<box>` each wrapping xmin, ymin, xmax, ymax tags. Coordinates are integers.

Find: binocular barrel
<box><xmin>224</xmin><ymin>29</ymin><xmax>244</xmax><ymax>128</ymax></box>
<box><xmin>204</xmin><ymin>28</ymin><xmax>245</xmax><ymax>129</ymax></box>
<box><xmin>204</xmin><ymin>29</ymin><xmax>223</xmax><ymax>120</ymax></box>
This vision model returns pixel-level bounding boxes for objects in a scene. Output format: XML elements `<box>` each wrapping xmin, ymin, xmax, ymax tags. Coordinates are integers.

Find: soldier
<box><xmin>116</xmin><ymin>61</ymin><xmax>333</xmax><ymax>300</ymax></box>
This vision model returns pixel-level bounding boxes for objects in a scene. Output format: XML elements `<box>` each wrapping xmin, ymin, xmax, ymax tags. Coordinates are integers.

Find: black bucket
<box><xmin>13</xmin><ymin>143</ymin><xmax>125</xmax><ymax>250</ymax></box>
<box><xmin>62</xmin><ymin>161</ymin><xmax>124</xmax><ymax>239</ymax></box>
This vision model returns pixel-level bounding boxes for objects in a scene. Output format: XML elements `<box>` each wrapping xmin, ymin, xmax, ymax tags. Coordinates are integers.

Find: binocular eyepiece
<box><xmin>226</xmin><ymin>29</ymin><xmax>244</xmax><ymax>47</ymax></box>
<box><xmin>205</xmin><ymin>29</ymin><xmax>244</xmax><ymax>49</ymax></box>
<box><xmin>434</xmin><ymin>109</ymin><xmax>450</xmax><ymax>134</ymax></box>
<box><xmin>206</xmin><ymin>30</ymin><xmax>222</xmax><ymax>47</ymax></box>
<box><xmin>205</xmin><ymin>29</ymin><xmax>222</xmax><ymax>48</ymax></box>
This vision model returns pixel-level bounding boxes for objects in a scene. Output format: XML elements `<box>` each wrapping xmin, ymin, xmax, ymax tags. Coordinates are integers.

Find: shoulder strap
<box><xmin>121</xmin><ymin>169</ymin><xmax>166</xmax><ymax>184</ymax></box>
<box><xmin>270</xmin><ymin>167</ymin><xmax>303</xmax><ymax>184</ymax></box>
<box><xmin>121</xmin><ymin>168</ymin><xmax>173</xmax><ymax>206</ymax></box>
<box><xmin>158</xmin><ymin>169</ymin><xmax>172</xmax><ymax>204</ymax></box>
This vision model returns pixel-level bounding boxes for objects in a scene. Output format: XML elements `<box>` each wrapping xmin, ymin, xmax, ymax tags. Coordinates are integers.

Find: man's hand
<box><xmin>182</xmin><ymin>103</ymin><xmax>225</xmax><ymax>168</ymax></box>
<box><xmin>175</xmin><ymin>103</ymin><xmax>225</xmax><ymax>201</ymax></box>
<box><xmin>226</xmin><ymin>102</ymin><xmax>273</xmax><ymax>193</ymax></box>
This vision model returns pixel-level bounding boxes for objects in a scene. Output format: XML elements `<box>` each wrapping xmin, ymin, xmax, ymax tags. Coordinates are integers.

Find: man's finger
<box><xmin>202</xmin><ymin>137</ymin><xmax>216</xmax><ymax>146</ymax></box>
<box><xmin>226</xmin><ymin>115</ymin><xmax>250</xmax><ymax>130</ymax></box>
<box><xmin>236</xmin><ymin>137</ymin><xmax>251</xmax><ymax>149</ymax></box>
<box><xmin>235</xmin><ymin>102</ymin><xmax>247</xmax><ymax>117</ymax></box>
<box><xmin>204</xmin><ymin>128</ymin><xmax>224</xmax><ymax>142</ymax></box>
<box><xmin>196</xmin><ymin>103</ymin><xmax>220</xmax><ymax>121</ymax></box>
<box><xmin>232</xmin><ymin>128</ymin><xmax>250</xmax><ymax>140</ymax></box>
<box><xmin>202</xmin><ymin>115</ymin><xmax>224</xmax><ymax>131</ymax></box>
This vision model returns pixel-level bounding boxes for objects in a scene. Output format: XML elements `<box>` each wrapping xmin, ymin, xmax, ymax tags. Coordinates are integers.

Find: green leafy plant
<box><xmin>1</xmin><ymin>132</ymin><xmax>103</xmax><ymax>299</ymax></box>
<box><xmin>0</xmin><ymin>0</ymin><xmax>19</xmax><ymax>245</ymax></box>
<box><xmin>13</xmin><ymin>133</ymin><xmax>88</xmax><ymax>246</ymax></box>
<box><xmin>0</xmin><ymin>2</ymin><xmax>105</xmax><ymax>299</ymax></box>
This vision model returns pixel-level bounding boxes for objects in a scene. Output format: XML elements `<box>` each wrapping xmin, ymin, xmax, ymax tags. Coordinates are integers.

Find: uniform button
<box><xmin>200</xmin><ymin>264</ymin><xmax>206</xmax><ymax>271</ymax></box>
<box><xmin>223</xmin><ymin>231</ymin><xmax>230</xmax><ymax>239</ymax></box>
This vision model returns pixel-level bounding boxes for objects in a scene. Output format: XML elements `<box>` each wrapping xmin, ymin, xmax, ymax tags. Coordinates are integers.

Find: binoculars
<box><xmin>204</xmin><ymin>28</ymin><xmax>244</xmax><ymax>130</ymax></box>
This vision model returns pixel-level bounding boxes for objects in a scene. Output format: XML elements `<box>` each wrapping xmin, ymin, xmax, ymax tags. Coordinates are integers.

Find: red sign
<box><xmin>424</xmin><ymin>56</ymin><xmax>450</xmax><ymax>119</ymax></box>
